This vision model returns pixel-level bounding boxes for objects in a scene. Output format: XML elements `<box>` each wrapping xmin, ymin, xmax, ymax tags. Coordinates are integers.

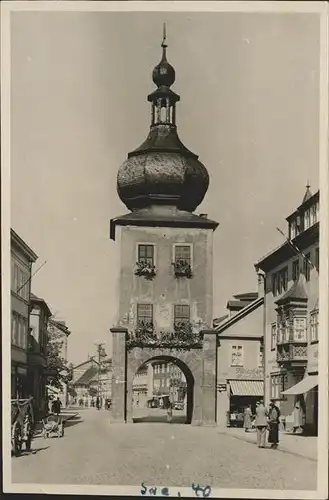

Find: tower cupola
<box><xmin>117</xmin><ymin>25</ymin><xmax>210</xmax><ymax>213</ymax></box>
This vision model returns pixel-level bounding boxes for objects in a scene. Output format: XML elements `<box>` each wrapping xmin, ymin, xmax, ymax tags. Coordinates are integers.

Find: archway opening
<box><xmin>131</xmin><ymin>355</ymin><xmax>194</xmax><ymax>424</ymax></box>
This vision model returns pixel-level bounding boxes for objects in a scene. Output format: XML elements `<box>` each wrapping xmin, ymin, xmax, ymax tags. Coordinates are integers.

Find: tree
<box><xmin>46</xmin><ymin>320</ymin><xmax>72</xmax><ymax>391</ymax></box>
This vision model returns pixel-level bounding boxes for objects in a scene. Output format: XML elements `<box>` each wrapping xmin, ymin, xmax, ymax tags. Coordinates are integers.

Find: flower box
<box><xmin>172</xmin><ymin>260</ymin><xmax>193</xmax><ymax>278</ymax></box>
<box><xmin>134</xmin><ymin>261</ymin><xmax>157</xmax><ymax>280</ymax></box>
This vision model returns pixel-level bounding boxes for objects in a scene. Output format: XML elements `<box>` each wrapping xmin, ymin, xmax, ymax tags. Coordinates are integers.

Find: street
<box><xmin>11</xmin><ymin>408</ymin><xmax>317</xmax><ymax>491</ymax></box>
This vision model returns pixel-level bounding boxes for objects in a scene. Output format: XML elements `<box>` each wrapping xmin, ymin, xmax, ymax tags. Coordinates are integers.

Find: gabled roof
<box><xmin>73</xmin><ymin>365</ymin><xmax>98</xmax><ymax>386</ymax></box>
<box><xmin>214</xmin><ymin>296</ymin><xmax>264</xmax><ymax>334</ymax></box>
<box><xmin>30</xmin><ymin>293</ymin><xmax>52</xmax><ymax>317</ymax></box>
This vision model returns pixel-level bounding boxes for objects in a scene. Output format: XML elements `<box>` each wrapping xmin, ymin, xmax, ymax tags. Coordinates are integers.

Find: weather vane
<box><xmin>161</xmin><ymin>22</ymin><xmax>167</xmax><ymax>48</ymax></box>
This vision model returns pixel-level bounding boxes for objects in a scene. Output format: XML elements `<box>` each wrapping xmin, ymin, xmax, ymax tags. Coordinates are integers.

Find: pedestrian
<box><xmin>254</xmin><ymin>400</ymin><xmax>268</xmax><ymax>448</ymax></box>
<box><xmin>53</xmin><ymin>397</ymin><xmax>62</xmax><ymax>416</ymax></box>
<box><xmin>167</xmin><ymin>401</ymin><xmax>173</xmax><ymax>423</ymax></box>
<box><xmin>268</xmin><ymin>400</ymin><xmax>281</xmax><ymax>449</ymax></box>
<box><xmin>293</xmin><ymin>398</ymin><xmax>305</xmax><ymax>434</ymax></box>
<box><xmin>96</xmin><ymin>396</ymin><xmax>100</xmax><ymax>410</ymax></box>
<box><xmin>243</xmin><ymin>405</ymin><xmax>253</xmax><ymax>432</ymax></box>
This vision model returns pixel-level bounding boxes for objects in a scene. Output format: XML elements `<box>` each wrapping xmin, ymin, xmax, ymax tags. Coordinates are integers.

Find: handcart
<box><xmin>11</xmin><ymin>397</ymin><xmax>35</xmax><ymax>456</ymax></box>
<box><xmin>42</xmin><ymin>414</ymin><xmax>64</xmax><ymax>439</ymax></box>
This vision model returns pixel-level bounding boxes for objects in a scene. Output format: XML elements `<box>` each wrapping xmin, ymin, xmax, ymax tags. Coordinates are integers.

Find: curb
<box><xmin>218</xmin><ymin>430</ymin><xmax>317</xmax><ymax>462</ymax></box>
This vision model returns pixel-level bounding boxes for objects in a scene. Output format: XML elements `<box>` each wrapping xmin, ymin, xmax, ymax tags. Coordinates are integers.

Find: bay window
<box><xmin>293</xmin><ymin>317</ymin><xmax>307</xmax><ymax>341</ymax></box>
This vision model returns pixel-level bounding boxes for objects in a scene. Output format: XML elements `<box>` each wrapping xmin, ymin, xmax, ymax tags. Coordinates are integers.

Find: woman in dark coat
<box><xmin>268</xmin><ymin>400</ymin><xmax>281</xmax><ymax>449</ymax></box>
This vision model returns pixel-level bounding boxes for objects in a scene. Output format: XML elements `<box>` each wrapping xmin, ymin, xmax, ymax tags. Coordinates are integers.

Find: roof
<box><xmin>233</xmin><ymin>292</ymin><xmax>258</xmax><ymax>301</ymax></box>
<box><xmin>286</xmin><ymin>189</ymin><xmax>319</xmax><ymax>223</ymax></box>
<box><xmin>74</xmin><ymin>365</ymin><xmax>98</xmax><ymax>386</ymax></box>
<box><xmin>30</xmin><ymin>293</ymin><xmax>52</xmax><ymax>317</ymax></box>
<box><xmin>255</xmin><ymin>222</ymin><xmax>319</xmax><ymax>273</ymax></box>
<box><xmin>215</xmin><ymin>296</ymin><xmax>264</xmax><ymax>334</ymax></box>
<box><xmin>11</xmin><ymin>229</ymin><xmax>38</xmax><ymax>262</ymax></box>
<box><xmin>48</xmin><ymin>318</ymin><xmax>71</xmax><ymax>336</ymax></box>
<box><xmin>275</xmin><ymin>273</ymin><xmax>308</xmax><ymax>306</ymax></box>
<box><xmin>110</xmin><ymin>208</ymin><xmax>218</xmax><ymax>241</ymax></box>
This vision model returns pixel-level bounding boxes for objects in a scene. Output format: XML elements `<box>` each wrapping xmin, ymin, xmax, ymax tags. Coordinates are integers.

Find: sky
<box><xmin>10</xmin><ymin>10</ymin><xmax>320</xmax><ymax>366</ymax></box>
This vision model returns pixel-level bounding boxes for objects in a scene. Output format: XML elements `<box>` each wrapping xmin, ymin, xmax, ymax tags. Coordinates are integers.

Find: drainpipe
<box><xmin>257</xmin><ymin>270</ymin><xmax>267</xmax><ymax>405</ymax></box>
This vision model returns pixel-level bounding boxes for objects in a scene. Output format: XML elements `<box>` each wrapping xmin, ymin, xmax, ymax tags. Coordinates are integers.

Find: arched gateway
<box><xmin>109</xmin><ymin>28</ymin><xmax>218</xmax><ymax>426</ymax></box>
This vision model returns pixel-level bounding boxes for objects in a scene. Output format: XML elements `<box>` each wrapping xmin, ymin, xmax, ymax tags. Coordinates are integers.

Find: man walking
<box><xmin>268</xmin><ymin>400</ymin><xmax>281</xmax><ymax>449</ymax></box>
<box><xmin>254</xmin><ymin>401</ymin><xmax>268</xmax><ymax>448</ymax></box>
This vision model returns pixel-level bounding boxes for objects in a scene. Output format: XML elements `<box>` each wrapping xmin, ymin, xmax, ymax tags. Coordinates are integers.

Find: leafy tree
<box><xmin>46</xmin><ymin>321</ymin><xmax>72</xmax><ymax>390</ymax></box>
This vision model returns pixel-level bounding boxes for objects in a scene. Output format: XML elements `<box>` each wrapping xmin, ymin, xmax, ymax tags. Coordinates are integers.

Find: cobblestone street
<box><xmin>11</xmin><ymin>409</ymin><xmax>317</xmax><ymax>491</ymax></box>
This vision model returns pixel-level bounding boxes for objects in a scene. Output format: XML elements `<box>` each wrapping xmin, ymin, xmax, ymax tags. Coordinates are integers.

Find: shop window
<box><xmin>303</xmin><ymin>253</ymin><xmax>311</xmax><ymax>281</ymax></box>
<box><xmin>138</xmin><ymin>244</ymin><xmax>154</xmax><ymax>266</ymax></box>
<box><xmin>310</xmin><ymin>310</ymin><xmax>319</xmax><ymax>342</ymax></box>
<box><xmin>231</xmin><ymin>345</ymin><xmax>243</xmax><ymax>367</ymax></box>
<box><xmin>271</xmin><ymin>323</ymin><xmax>277</xmax><ymax>350</ymax></box>
<box><xmin>292</xmin><ymin>260</ymin><xmax>300</xmax><ymax>281</ymax></box>
<box><xmin>270</xmin><ymin>373</ymin><xmax>287</xmax><ymax>400</ymax></box>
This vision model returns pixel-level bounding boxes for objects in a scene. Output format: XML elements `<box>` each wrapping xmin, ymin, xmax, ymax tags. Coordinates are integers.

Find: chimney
<box><xmin>257</xmin><ymin>270</ymin><xmax>265</xmax><ymax>298</ymax></box>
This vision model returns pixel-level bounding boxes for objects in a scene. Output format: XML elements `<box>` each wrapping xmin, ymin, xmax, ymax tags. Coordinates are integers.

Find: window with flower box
<box><xmin>231</xmin><ymin>345</ymin><xmax>243</xmax><ymax>367</ymax></box>
<box><xmin>137</xmin><ymin>304</ymin><xmax>153</xmax><ymax>331</ymax></box>
<box><xmin>310</xmin><ymin>310</ymin><xmax>319</xmax><ymax>342</ymax></box>
<box><xmin>174</xmin><ymin>305</ymin><xmax>190</xmax><ymax>327</ymax></box>
<box><xmin>138</xmin><ymin>245</ymin><xmax>154</xmax><ymax>266</ymax></box>
<box><xmin>172</xmin><ymin>245</ymin><xmax>193</xmax><ymax>278</ymax></box>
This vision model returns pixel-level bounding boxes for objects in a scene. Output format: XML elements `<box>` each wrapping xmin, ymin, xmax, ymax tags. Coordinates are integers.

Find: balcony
<box><xmin>276</xmin><ymin>341</ymin><xmax>307</xmax><ymax>365</ymax></box>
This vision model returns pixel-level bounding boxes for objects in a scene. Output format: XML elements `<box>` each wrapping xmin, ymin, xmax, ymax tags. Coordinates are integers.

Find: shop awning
<box><xmin>229</xmin><ymin>380</ymin><xmax>264</xmax><ymax>396</ymax></box>
<box><xmin>281</xmin><ymin>375</ymin><xmax>318</xmax><ymax>396</ymax></box>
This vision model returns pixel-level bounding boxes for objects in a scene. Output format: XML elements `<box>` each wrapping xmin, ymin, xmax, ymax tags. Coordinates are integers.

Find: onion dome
<box><xmin>117</xmin><ymin>25</ymin><xmax>209</xmax><ymax>213</ymax></box>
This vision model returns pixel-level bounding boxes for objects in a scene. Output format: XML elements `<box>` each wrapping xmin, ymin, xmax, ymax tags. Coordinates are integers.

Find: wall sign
<box><xmin>235</xmin><ymin>367</ymin><xmax>264</xmax><ymax>380</ymax></box>
<box><xmin>217</xmin><ymin>384</ymin><xmax>227</xmax><ymax>392</ymax></box>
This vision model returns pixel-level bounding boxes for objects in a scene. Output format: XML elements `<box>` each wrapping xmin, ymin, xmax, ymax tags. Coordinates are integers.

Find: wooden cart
<box><xmin>11</xmin><ymin>398</ymin><xmax>34</xmax><ymax>456</ymax></box>
<box><xmin>42</xmin><ymin>414</ymin><xmax>64</xmax><ymax>439</ymax></box>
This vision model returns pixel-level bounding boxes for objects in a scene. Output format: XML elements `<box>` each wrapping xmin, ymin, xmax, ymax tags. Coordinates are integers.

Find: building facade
<box><xmin>28</xmin><ymin>293</ymin><xmax>52</xmax><ymax>416</ymax></box>
<box><xmin>110</xmin><ymin>34</ymin><xmax>218</xmax><ymax>425</ymax></box>
<box><xmin>132</xmin><ymin>364</ymin><xmax>153</xmax><ymax>408</ymax></box>
<box><xmin>214</xmin><ymin>291</ymin><xmax>264</xmax><ymax>426</ymax></box>
<box><xmin>11</xmin><ymin>229</ymin><xmax>38</xmax><ymax>399</ymax></box>
<box><xmin>71</xmin><ymin>357</ymin><xmax>112</xmax><ymax>407</ymax></box>
<box><xmin>255</xmin><ymin>188</ymin><xmax>319</xmax><ymax>435</ymax></box>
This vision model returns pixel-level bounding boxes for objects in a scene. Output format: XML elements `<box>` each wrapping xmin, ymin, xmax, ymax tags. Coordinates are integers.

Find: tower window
<box><xmin>292</xmin><ymin>260</ymin><xmax>300</xmax><ymax>281</ymax></box>
<box><xmin>174</xmin><ymin>245</ymin><xmax>191</xmax><ymax>265</ymax></box>
<box><xmin>174</xmin><ymin>305</ymin><xmax>190</xmax><ymax>327</ymax></box>
<box><xmin>137</xmin><ymin>304</ymin><xmax>153</xmax><ymax>325</ymax></box>
<box><xmin>303</xmin><ymin>253</ymin><xmax>311</xmax><ymax>281</ymax></box>
<box><xmin>138</xmin><ymin>245</ymin><xmax>154</xmax><ymax>266</ymax></box>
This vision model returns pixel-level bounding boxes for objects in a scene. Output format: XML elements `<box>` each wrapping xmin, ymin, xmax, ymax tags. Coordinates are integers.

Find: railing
<box><xmin>276</xmin><ymin>343</ymin><xmax>308</xmax><ymax>364</ymax></box>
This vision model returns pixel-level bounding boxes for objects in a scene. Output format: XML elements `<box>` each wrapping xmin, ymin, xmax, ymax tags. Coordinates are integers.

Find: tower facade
<box><xmin>110</xmin><ymin>30</ymin><xmax>218</xmax><ymax>425</ymax></box>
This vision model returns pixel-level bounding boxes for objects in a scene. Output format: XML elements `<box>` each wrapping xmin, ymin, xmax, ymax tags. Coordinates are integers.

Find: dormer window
<box><xmin>304</xmin><ymin>208</ymin><xmax>311</xmax><ymax>230</ymax></box>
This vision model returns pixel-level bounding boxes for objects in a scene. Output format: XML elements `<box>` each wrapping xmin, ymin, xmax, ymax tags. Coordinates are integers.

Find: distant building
<box><xmin>132</xmin><ymin>364</ymin><xmax>153</xmax><ymax>408</ymax></box>
<box><xmin>28</xmin><ymin>293</ymin><xmax>52</xmax><ymax>416</ymax></box>
<box><xmin>71</xmin><ymin>357</ymin><xmax>112</xmax><ymax>406</ymax></box>
<box><xmin>255</xmin><ymin>187</ymin><xmax>319</xmax><ymax>435</ymax></box>
<box><xmin>214</xmin><ymin>291</ymin><xmax>264</xmax><ymax>426</ymax></box>
<box><xmin>153</xmin><ymin>361</ymin><xmax>186</xmax><ymax>403</ymax></box>
<box><xmin>11</xmin><ymin>229</ymin><xmax>37</xmax><ymax>399</ymax></box>
<box><xmin>47</xmin><ymin>318</ymin><xmax>71</xmax><ymax>407</ymax></box>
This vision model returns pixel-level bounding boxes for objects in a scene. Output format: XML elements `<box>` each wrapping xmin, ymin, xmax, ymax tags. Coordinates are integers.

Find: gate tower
<box><xmin>110</xmin><ymin>28</ymin><xmax>219</xmax><ymax>425</ymax></box>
